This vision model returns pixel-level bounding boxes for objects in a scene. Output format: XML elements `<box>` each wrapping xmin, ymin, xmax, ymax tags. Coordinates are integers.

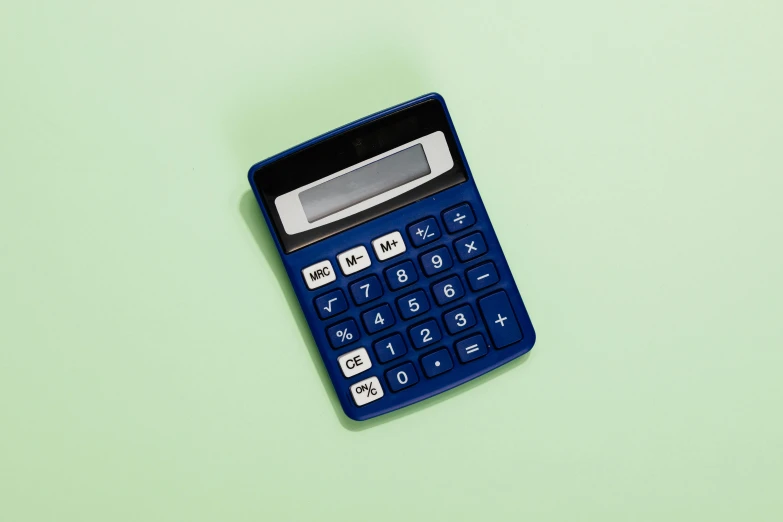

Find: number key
<box><xmin>443</xmin><ymin>305</ymin><xmax>476</xmax><ymax>334</ymax></box>
<box><xmin>431</xmin><ymin>275</ymin><xmax>465</xmax><ymax>306</ymax></box>
<box><xmin>385</xmin><ymin>362</ymin><xmax>419</xmax><ymax>392</ymax></box>
<box><xmin>385</xmin><ymin>260</ymin><xmax>418</xmax><ymax>290</ymax></box>
<box><xmin>361</xmin><ymin>303</ymin><xmax>395</xmax><ymax>334</ymax></box>
<box><xmin>349</xmin><ymin>275</ymin><xmax>383</xmax><ymax>305</ymax></box>
<box><xmin>408</xmin><ymin>319</ymin><xmax>442</xmax><ymax>350</ymax></box>
<box><xmin>373</xmin><ymin>333</ymin><xmax>407</xmax><ymax>363</ymax></box>
<box><xmin>396</xmin><ymin>289</ymin><xmax>430</xmax><ymax>319</ymax></box>
<box><xmin>419</xmin><ymin>246</ymin><xmax>453</xmax><ymax>276</ymax></box>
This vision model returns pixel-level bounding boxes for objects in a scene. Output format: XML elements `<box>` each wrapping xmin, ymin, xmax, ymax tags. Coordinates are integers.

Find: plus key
<box><xmin>478</xmin><ymin>291</ymin><xmax>523</xmax><ymax>348</ymax></box>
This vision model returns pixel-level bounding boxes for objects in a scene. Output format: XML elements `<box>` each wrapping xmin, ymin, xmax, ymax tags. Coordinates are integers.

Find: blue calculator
<box><xmin>248</xmin><ymin>93</ymin><xmax>535</xmax><ymax>421</ymax></box>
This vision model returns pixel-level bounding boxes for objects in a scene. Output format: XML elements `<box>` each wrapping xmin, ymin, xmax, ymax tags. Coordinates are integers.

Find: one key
<box><xmin>397</xmin><ymin>290</ymin><xmax>430</xmax><ymax>320</ymax></box>
<box><xmin>431</xmin><ymin>275</ymin><xmax>465</xmax><ymax>306</ymax></box>
<box><xmin>421</xmin><ymin>348</ymin><xmax>453</xmax><ymax>378</ymax></box>
<box><xmin>478</xmin><ymin>291</ymin><xmax>523</xmax><ymax>348</ymax></box>
<box><xmin>442</xmin><ymin>204</ymin><xmax>476</xmax><ymax>234</ymax></box>
<box><xmin>409</xmin><ymin>319</ymin><xmax>442</xmax><ymax>350</ymax></box>
<box><xmin>455</xmin><ymin>334</ymin><xmax>489</xmax><ymax>363</ymax></box>
<box><xmin>349</xmin><ymin>275</ymin><xmax>383</xmax><ymax>305</ymax></box>
<box><xmin>327</xmin><ymin>319</ymin><xmax>360</xmax><ymax>349</ymax></box>
<box><xmin>419</xmin><ymin>246</ymin><xmax>453</xmax><ymax>277</ymax></box>
<box><xmin>315</xmin><ymin>289</ymin><xmax>348</xmax><ymax>319</ymax></box>
<box><xmin>385</xmin><ymin>260</ymin><xmax>418</xmax><ymax>290</ymax></box>
<box><xmin>373</xmin><ymin>333</ymin><xmax>407</xmax><ymax>363</ymax></box>
<box><xmin>466</xmin><ymin>262</ymin><xmax>499</xmax><ymax>291</ymax></box>
<box><xmin>407</xmin><ymin>217</ymin><xmax>441</xmax><ymax>247</ymax></box>
<box><xmin>454</xmin><ymin>232</ymin><xmax>487</xmax><ymax>262</ymax></box>
<box><xmin>443</xmin><ymin>305</ymin><xmax>476</xmax><ymax>334</ymax></box>
<box><xmin>362</xmin><ymin>304</ymin><xmax>395</xmax><ymax>334</ymax></box>
<box><xmin>385</xmin><ymin>362</ymin><xmax>419</xmax><ymax>392</ymax></box>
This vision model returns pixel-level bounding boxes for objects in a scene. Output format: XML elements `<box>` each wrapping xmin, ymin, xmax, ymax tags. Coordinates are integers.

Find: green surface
<box><xmin>2</xmin><ymin>1</ymin><xmax>782</xmax><ymax>520</ymax></box>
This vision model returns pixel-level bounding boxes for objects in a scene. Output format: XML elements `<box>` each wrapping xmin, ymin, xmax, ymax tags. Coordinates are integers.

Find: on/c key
<box><xmin>478</xmin><ymin>291</ymin><xmax>523</xmax><ymax>348</ymax></box>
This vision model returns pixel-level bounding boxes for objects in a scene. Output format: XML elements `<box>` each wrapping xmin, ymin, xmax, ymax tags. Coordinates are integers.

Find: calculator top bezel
<box><xmin>248</xmin><ymin>94</ymin><xmax>470</xmax><ymax>254</ymax></box>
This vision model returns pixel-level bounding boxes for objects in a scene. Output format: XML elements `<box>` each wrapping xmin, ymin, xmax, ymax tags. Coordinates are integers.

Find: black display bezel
<box><xmin>252</xmin><ymin>99</ymin><xmax>468</xmax><ymax>253</ymax></box>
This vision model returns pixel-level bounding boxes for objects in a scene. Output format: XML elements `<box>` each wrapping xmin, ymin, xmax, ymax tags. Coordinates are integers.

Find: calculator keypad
<box><xmin>306</xmin><ymin>201</ymin><xmax>526</xmax><ymax>410</ymax></box>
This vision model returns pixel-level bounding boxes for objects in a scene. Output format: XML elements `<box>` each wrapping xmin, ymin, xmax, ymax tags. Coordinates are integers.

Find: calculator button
<box><xmin>373</xmin><ymin>333</ymin><xmax>407</xmax><ymax>363</ymax></box>
<box><xmin>421</xmin><ymin>348</ymin><xmax>453</xmax><ymax>378</ymax></box>
<box><xmin>349</xmin><ymin>275</ymin><xmax>383</xmax><ymax>305</ymax></box>
<box><xmin>337</xmin><ymin>347</ymin><xmax>372</xmax><ymax>378</ymax></box>
<box><xmin>385</xmin><ymin>362</ymin><xmax>419</xmax><ymax>392</ymax></box>
<box><xmin>337</xmin><ymin>245</ymin><xmax>371</xmax><ymax>275</ymax></box>
<box><xmin>351</xmin><ymin>376</ymin><xmax>384</xmax><ymax>406</ymax></box>
<box><xmin>315</xmin><ymin>289</ymin><xmax>348</xmax><ymax>319</ymax></box>
<box><xmin>407</xmin><ymin>217</ymin><xmax>441</xmax><ymax>247</ymax></box>
<box><xmin>443</xmin><ymin>305</ymin><xmax>476</xmax><ymax>334</ymax></box>
<box><xmin>327</xmin><ymin>319</ymin><xmax>360</xmax><ymax>348</ymax></box>
<box><xmin>466</xmin><ymin>262</ymin><xmax>499</xmax><ymax>291</ymax></box>
<box><xmin>454</xmin><ymin>232</ymin><xmax>487</xmax><ymax>262</ymax></box>
<box><xmin>478</xmin><ymin>291</ymin><xmax>523</xmax><ymax>348</ymax></box>
<box><xmin>372</xmin><ymin>231</ymin><xmax>406</xmax><ymax>261</ymax></box>
<box><xmin>455</xmin><ymin>334</ymin><xmax>489</xmax><ymax>363</ymax></box>
<box><xmin>302</xmin><ymin>259</ymin><xmax>336</xmax><ymax>290</ymax></box>
<box><xmin>442</xmin><ymin>204</ymin><xmax>476</xmax><ymax>234</ymax></box>
<box><xmin>397</xmin><ymin>290</ymin><xmax>430</xmax><ymax>320</ymax></box>
<box><xmin>431</xmin><ymin>275</ymin><xmax>465</xmax><ymax>306</ymax></box>
<box><xmin>362</xmin><ymin>304</ymin><xmax>395</xmax><ymax>334</ymax></box>
<box><xmin>409</xmin><ymin>319</ymin><xmax>442</xmax><ymax>349</ymax></box>
<box><xmin>419</xmin><ymin>246</ymin><xmax>453</xmax><ymax>277</ymax></box>
<box><xmin>385</xmin><ymin>260</ymin><xmax>418</xmax><ymax>290</ymax></box>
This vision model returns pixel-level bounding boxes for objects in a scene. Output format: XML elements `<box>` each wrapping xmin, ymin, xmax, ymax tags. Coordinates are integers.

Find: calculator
<box><xmin>247</xmin><ymin>93</ymin><xmax>536</xmax><ymax>421</ymax></box>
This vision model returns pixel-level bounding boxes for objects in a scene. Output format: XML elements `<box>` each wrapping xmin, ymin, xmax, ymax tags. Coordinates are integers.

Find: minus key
<box><xmin>466</xmin><ymin>262</ymin><xmax>499</xmax><ymax>291</ymax></box>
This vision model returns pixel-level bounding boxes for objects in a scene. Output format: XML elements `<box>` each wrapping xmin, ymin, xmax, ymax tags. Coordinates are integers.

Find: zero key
<box><xmin>478</xmin><ymin>291</ymin><xmax>523</xmax><ymax>348</ymax></box>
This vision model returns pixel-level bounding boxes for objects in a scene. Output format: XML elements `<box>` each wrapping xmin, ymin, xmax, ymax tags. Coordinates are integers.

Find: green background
<box><xmin>2</xmin><ymin>1</ymin><xmax>782</xmax><ymax>520</ymax></box>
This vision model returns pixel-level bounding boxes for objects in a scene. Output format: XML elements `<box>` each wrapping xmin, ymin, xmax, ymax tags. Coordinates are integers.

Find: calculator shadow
<box><xmin>240</xmin><ymin>190</ymin><xmax>531</xmax><ymax>430</ymax></box>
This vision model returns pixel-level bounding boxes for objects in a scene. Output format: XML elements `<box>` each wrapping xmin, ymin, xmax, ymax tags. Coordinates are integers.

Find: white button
<box><xmin>337</xmin><ymin>347</ymin><xmax>372</xmax><ymax>378</ymax></box>
<box><xmin>350</xmin><ymin>376</ymin><xmax>384</xmax><ymax>406</ymax></box>
<box><xmin>301</xmin><ymin>259</ymin><xmax>336</xmax><ymax>290</ymax></box>
<box><xmin>337</xmin><ymin>245</ymin><xmax>371</xmax><ymax>275</ymax></box>
<box><xmin>372</xmin><ymin>231</ymin><xmax>406</xmax><ymax>261</ymax></box>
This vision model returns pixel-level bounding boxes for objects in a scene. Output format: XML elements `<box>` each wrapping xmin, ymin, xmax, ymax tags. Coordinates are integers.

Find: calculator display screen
<box><xmin>299</xmin><ymin>144</ymin><xmax>430</xmax><ymax>223</ymax></box>
<box><xmin>252</xmin><ymin>99</ymin><xmax>468</xmax><ymax>253</ymax></box>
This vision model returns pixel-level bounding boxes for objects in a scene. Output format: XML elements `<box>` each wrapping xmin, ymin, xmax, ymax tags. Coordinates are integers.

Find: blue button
<box><xmin>421</xmin><ymin>348</ymin><xmax>453</xmax><ymax>378</ymax></box>
<box><xmin>407</xmin><ymin>217</ymin><xmax>441</xmax><ymax>247</ymax></box>
<box><xmin>455</xmin><ymin>334</ymin><xmax>489</xmax><ymax>363</ymax></box>
<box><xmin>466</xmin><ymin>262</ymin><xmax>499</xmax><ymax>291</ymax></box>
<box><xmin>454</xmin><ymin>232</ymin><xmax>487</xmax><ymax>262</ymax></box>
<box><xmin>409</xmin><ymin>319</ymin><xmax>441</xmax><ymax>349</ymax></box>
<box><xmin>384</xmin><ymin>260</ymin><xmax>418</xmax><ymax>290</ymax></box>
<box><xmin>314</xmin><ymin>289</ymin><xmax>348</xmax><ymax>319</ymax></box>
<box><xmin>478</xmin><ymin>291</ymin><xmax>523</xmax><ymax>348</ymax></box>
<box><xmin>373</xmin><ymin>333</ymin><xmax>407</xmax><ymax>363</ymax></box>
<box><xmin>431</xmin><ymin>275</ymin><xmax>465</xmax><ymax>306</ymax></box>
<box><xmin>349</xmin><ymin>275</ymin><xmax>383</xmax><ymax>305</ymax></box>
<box><xmin>326</xmin><ymin>319</ymin><xmax>360</xmax><ymax>349</ymax></box>
<box><xmin>396</xmin><ymin>289</ymin><xmax>430</xmax><ymax>320</ymax></box>
<box><xmin>442</xmin><ymin>204</ymin><xmax>476</xmax><ymax>234</ymax></box>
<box><xmin>419</xmin><ymin>246</ymin><xmax>453</xmax><ymax>276</ymax></box>
<box><xmin>443</xmin><ymin>305</ymin><xmax>476</xmax><ymax>334</ymax></box>
<box><xmin>361</xmin><ymin>303</ymin><xmax>396</xmax><ymax>334</ymax></box>
<box><xmin>385</xmin><ymin>362</ymin><xmax>419</xmax><ymax>392</ymax></box>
